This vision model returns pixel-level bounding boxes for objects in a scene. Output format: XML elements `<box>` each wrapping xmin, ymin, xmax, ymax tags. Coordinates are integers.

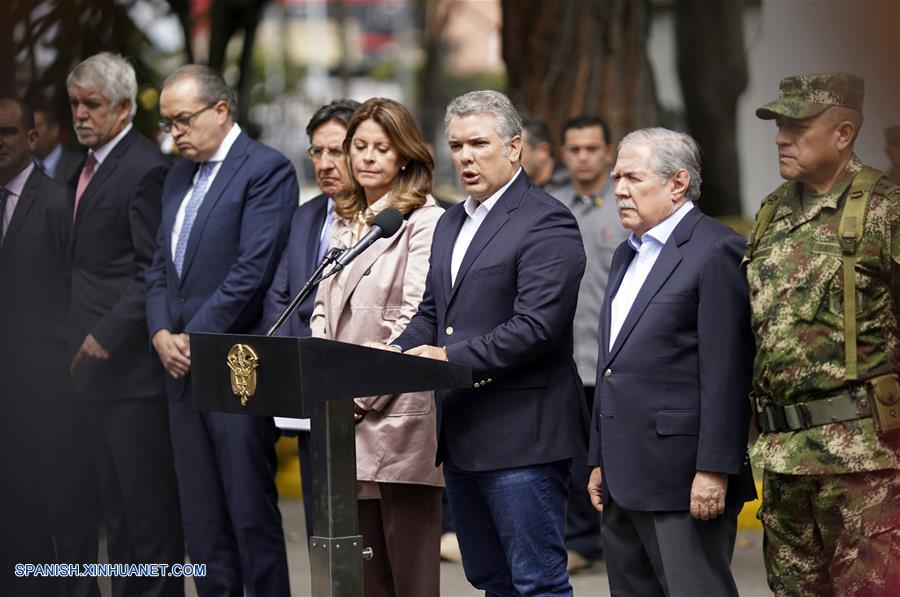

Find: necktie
<box><xmin>0</xmin><ymin>188</ymin><xmax>10</xmax><ymax>243</ymax></box>
<box><xmin>316</xmin><ymin>205</ymin><xmax>335</xmax><ymax>264</ymax></box>
<box><xmin>73</xmin><ymin>152</ymin><xmax>97</xmax><ymax>222</ymax></box>
<box><xmin>174</xmin><ymin>161</ymin><xmax>217</xmax><ymax>277</ymax></box>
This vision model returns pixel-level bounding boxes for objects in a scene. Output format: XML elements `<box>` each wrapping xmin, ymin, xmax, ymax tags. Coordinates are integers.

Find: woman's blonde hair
<box><xmin>335</xmin><ymin>98</ymin><xmax>434</xmax><ymax>222</ymax></box>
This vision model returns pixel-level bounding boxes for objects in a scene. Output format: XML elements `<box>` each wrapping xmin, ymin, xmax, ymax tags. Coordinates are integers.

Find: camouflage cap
<box><xmin>756</xmin><ymin>72</ymin><xmax>864</xmax><ymax>120</ymax></box>
<box><xmin>885</xmin><ymin>125</ymin><xmax>900</xmax><ymax>147</ymax></box>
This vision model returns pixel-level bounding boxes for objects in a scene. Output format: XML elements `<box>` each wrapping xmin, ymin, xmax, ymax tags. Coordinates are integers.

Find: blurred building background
<box><xmin>3</xmin><ymin>0</ymin><xmax>898</xmax><ymax>215</ymax></box>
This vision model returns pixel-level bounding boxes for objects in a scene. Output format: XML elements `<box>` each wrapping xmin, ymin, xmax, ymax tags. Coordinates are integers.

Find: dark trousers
<box><xmin>1</xmin><ymin>395</ymin><xmax>102</xmax><ymax>597</ymax></box>
<box><xmin>41</xmin><ymin>400</ymin><xmax>103</xmax><ymax>597</ymax></box>
<box><xmin>1</xmin><ymin>397</ymin><xmax>58</xmax><ymax>597</ymax></box>
<box><xmin>602</xmin><ymin>495</ymin><xmax>739</xmax><ymax>597</ymax></box>
<box><xmin>358</xmin><ymin>483</ymin><xmax>442</xmax><ymax>597</ymax></box>
<box><xmin>168</xmin><ymin>398</ymin><xmax>289</xmax><ymax>597</ymax></box>
<box><xmin>85</xmin><ymin>397</ymin><xmax>185</xmax><ymax>597</ymax></box>
<box><xmin>565</xmin><ymin>385</ymin><xmax>602</xmax><ymax>558</ymax></box>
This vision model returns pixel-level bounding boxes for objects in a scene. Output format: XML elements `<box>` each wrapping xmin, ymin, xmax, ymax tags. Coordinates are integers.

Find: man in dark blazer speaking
<box><xmin>147</xmin><ymin>65</ymin><xmax>297</xmax><ymax>597</ymax></box>
<box><xmin>587</xmin><ymin>128</ymin><xmax>756</xmax><ymax>596</ymax></box>
<box><xmin>388</xmin><ymin>90</ymin><xmax>588</xmax><ymax>596</ymax></box>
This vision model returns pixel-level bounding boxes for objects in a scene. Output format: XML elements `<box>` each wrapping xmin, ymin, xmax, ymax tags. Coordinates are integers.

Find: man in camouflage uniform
<box><xmin>747</xmin><ymin>72</ymin><xmax>900</xmax><ymax>596</ymax></box>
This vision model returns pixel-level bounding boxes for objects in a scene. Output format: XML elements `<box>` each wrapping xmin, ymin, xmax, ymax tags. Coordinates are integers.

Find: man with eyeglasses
<box><xmin>146</xmin><ymin>64</ymin><xmax>298</xmax><ymax>597</ymax></box>
<box><xmin>66</xmin><ymin>52</ymin><xmax>184</xmax><ymax>597</ymax></box>
<box><xmin>260</xmin><ymin>98</ymin><xmax>359</xmax><ymax>537</ymax></box>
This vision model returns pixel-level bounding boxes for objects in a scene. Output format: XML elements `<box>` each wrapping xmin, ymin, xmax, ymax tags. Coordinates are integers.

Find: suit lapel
<box><xmin>599</xmin><ymin>243</ymin><xmax>633</xmax><ymax>364</ymax></box>
<box><xmin>446</xmin><ymin>173</ymin><xmax>530</xmax><ymax>308</ymax></box>
<box><xmin>160</xmin><ymin>162</ymin><xmax>195</xmax><ymax>279</ymax></box>
<box><xmin>437</xmin><ymin>206</ymin><xmax>466</xmax><ymax>302</ymax></box>
<box><xmin>1</xmin><ymin>169</ymin><xmax>40</xmax><ymax>252</ymax></box>
<box><xmin>178</xmin><ymin>133</ymin><xmax>249</xmax><ymax>283</ymax></box>
<box><xmin>306</xmin><ymin>196</ymin><xmax>329</xmax><ymax>272</ymax></box>
<box><xmin>73</xmin><ymin>129</ymin><xmax>134</xmax><ymax>229</ymax></box>
<box><xmin>606</xmin><ymin>207</ymin><xmax>703</xmax><ymax>364</ymax></box>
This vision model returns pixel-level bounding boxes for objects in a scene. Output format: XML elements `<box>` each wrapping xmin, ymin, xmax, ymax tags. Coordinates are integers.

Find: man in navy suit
<box><xmin>146</xmin><ymin>65</ymin><xmax>298</xmax><ymax>597</ymax></box>
<box><xmin>261</xmin><ymin>98</ymin><xmax>359</xmax><ymax>535</ymax></box>
<box><xmin>586</xmin><ymin>128</ymin><xmax>756</xmax><ymax>596</ymax></box>
<box><xmin>390</xmin><ymin>90</ymin><xmax>588</xmax><ymax>596</ymax></box>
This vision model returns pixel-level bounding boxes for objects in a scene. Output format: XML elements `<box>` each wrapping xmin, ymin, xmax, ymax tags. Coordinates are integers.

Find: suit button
<box><xmin>487</xmin><ymin>378</ymin><xmax>493</xmax><ymax>383</ymax></box>
<box><xmin>603</xmin><ymin>368</ymin><xmax>612</xmax><ymax>378</ymax></box>
<box><xmin>473</xmin><ymin>382</ymin><xmax>481</xmax><ymax>388</ymax></box>
<box><xmin>446</xmin><ymin>326</ymin><xmax>454</xmax><ymax>336</ymax></box>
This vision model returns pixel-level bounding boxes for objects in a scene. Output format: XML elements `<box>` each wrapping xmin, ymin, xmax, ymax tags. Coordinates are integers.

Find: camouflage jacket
<box><xmin>746</xmin><ymin>155</ymin><xmax>900</xmax><ymax>474</ymax></box>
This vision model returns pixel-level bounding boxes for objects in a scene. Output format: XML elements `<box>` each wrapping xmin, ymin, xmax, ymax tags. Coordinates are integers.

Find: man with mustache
<box><xmin>747</xmin><ymin>72</ymin><xmax>900</xmax><ymax>596</ymax></box>
<box><xmin>67</xmin><ymin>52</ymin><xmax>184</xmax><ymax>597</ymax></box>
<box><xmin>587</xmin><ymin>127</ymin><xmax>756</xmax><ymax>596</ymax></box>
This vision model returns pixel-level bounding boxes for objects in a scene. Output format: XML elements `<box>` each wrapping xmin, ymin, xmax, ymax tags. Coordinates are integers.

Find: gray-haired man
<box><xmin>67</xmin><ymin>52</ymin><xmax>184</xmax><ymax>596</ymax></box>
<box><xmin>391</xmin><ymin>90</ymin><xmax>588</xmax><ymax>596</ymax></box>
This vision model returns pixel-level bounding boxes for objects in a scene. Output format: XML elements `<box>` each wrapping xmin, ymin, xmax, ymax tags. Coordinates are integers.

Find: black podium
<box><xmin>189</xmin><ymin>333</ymin><xmax>472</xmax><ymax>597</ymax></box>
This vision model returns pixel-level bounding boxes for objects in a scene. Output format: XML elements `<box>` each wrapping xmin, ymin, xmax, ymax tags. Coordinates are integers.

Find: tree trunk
<box><xmin>675</xmin><ymin>0</ymin><xmax>747</xmax><ymax>217</ymax></box>
<box><xmin>500</xmin><ymin>0</ymin><xmax>657</xmax><ymax>147</ymax></box>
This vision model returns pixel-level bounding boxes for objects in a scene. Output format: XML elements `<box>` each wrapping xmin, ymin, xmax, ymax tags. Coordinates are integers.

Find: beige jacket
<box><xmin>311</xmin><ymin>195</ymin><xmax>444</xmax><ymax>486</ymax></box>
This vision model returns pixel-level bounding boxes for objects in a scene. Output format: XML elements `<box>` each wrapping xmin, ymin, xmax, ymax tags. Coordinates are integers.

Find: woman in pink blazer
<box><xmin>310</xmin><ymin>98</ymin><xmax>444</xmax><ymax>597</ymax></box>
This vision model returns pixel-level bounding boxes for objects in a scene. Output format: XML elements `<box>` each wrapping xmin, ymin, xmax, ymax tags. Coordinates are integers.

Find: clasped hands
<box><xmin>152</xmin><ymin>329</ymin><xmax>191</xmax><ymax>379</ymax></box>
<box><xmin>587</xmin><ymin>467</ymin><xmax>728</xmax><ymax>521</ymax></box>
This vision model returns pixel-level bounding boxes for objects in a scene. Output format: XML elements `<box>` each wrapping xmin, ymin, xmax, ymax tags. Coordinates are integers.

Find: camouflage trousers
<box><xmin>759</xmin><ymin>468</ymin><xmax>900</xmax><ymax>596</ymax></box>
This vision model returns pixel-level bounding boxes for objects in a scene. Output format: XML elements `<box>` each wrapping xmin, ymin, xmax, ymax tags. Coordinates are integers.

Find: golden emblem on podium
<box><xmin>226</xmin><ymin>344</ymin><xmax>259</xmax><ymax>406</ymax></box>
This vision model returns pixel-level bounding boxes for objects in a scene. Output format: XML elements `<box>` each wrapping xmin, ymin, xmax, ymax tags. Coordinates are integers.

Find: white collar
<box><xmin>627</xmin><ymin>200</ymin><xmax>694</xmax><ymax>251</ymax></box>
<box><xmin>91</xmin><ymin>122</ymin><xmax>133</xmax><ymax>165</ymax></box>
<box><xmin>463</xmin><ymin>167</ymin><xmax>522</xmax><ymax>217</ymax></box>
<box><xmin>207</xmin><ymin>123</ymin><xmax>242</xmax><ymax>163</ymax></box>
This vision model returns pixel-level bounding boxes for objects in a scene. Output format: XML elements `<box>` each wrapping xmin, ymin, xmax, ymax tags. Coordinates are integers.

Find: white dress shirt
<box><xmin>609</xmin><ymin>201</ymin><xmax>694</xmax><ymax>350</ymax></box>
<box><xmin>170</xmin><ymin>124</ymin><xmax>242</xmax><ymax>256</ymax></box>
<box><xmin>450</xmin><ymin>168</ymin><xmax>522</xmax><ymax>286</ymax></box>
<box><xmin>92</xmin><ymin>122</ymin><xmax>133</xmax><ymax>167</ymax></box>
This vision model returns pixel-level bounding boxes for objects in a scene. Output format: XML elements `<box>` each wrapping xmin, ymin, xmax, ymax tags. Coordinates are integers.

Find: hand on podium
<box><xmin>406</xmin><ymin>345</ymin><xmax>448</xmax><ymax>362</ymax></box>
<box><xmin>363</xmin><ymin>341</ymin><xmax>401</xmax><ymax>352</ymax></box>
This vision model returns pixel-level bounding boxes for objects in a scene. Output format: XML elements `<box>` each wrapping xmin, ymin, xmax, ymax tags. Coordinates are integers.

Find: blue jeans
<box><xmin>443</xmin><ymin>459</ymin><xmax>573</xmax><ymax>597</ymax></box>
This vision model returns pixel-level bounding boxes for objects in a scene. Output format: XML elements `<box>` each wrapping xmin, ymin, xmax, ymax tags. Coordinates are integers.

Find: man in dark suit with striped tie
<box><xmin>147</xmin><ymin>64</ymin><xmax>298</xmax><ymax>597</ymax></box>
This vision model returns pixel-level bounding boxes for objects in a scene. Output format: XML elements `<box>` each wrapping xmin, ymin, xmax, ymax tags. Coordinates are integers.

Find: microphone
<box><xmin>332</xmin><ymin>207</ymin><xmax>403</xmax><ymax>272</ymax></box>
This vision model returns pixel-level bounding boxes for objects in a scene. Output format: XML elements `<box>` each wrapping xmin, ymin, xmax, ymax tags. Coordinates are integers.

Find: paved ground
<box><xmin>170</xmin><ymin>497</ymin><xmax>772</xmax><ymax>597</ymax></box>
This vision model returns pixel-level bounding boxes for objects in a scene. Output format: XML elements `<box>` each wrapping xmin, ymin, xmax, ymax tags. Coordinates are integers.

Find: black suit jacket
<box><xmin>0</xmin><ymin>167</ymin><xmax>71</xmax><ymax>401</ymax></box>
<box><xmin>261</xmin><ymin>193</ymin><xmax>329</xmax><ymax>337</ymax></box>
<box><xmin>69</xmin><ymin>127</ymin><xmax>168</xmax><ymax>399</ymax></box>
<box><xmin>52</xmin><ymin>146</ymin><xmax>86</xmax><ymax>186</ymax></box>
<box><xmin>587</xmin><ymin>207</ymin><xmax>756</xmax><ymax>511</ymax></box>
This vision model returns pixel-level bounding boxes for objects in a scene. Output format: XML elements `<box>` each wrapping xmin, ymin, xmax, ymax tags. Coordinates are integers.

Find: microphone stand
<box><xmin>266</xmin><ymin>247</ymin><xmax>345</xmax><ymax>337</ymax></box>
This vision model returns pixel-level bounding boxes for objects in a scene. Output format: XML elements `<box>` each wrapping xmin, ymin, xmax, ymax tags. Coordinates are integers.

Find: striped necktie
<box><xmin>173</xmin><ymin>161</ymin><xmax>217</xmax><ymax>276</ymax></box>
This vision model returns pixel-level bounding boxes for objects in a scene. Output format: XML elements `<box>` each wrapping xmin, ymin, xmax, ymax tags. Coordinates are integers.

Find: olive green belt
<box><xmin>755</xmin><ymin>386</ymin><xmax>871</xmax><ymax>433</ymax></box>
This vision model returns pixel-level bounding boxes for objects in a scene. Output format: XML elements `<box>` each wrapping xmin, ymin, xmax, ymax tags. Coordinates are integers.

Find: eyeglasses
<box><xmin>307</xmin><ymin>146</ymin><xmax>344</xmax><ymax>161</ymax></box>
<box><xmin>159</xmin><ymin>103</ymin><xmax>217</xmax><ymax>134</ymax></box>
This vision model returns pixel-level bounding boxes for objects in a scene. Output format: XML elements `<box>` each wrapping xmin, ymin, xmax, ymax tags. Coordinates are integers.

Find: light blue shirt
<box><xmin>40</xmin><ymin>143</ymin><xmax>63</xmax><ymax>178</ymax></box>
<box><xmin>609</xmin><ymin>201</ymin><xmax>694</xmax><ymax>350</ymax></box>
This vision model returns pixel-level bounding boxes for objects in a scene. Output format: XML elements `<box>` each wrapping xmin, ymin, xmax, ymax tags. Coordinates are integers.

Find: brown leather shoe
<box><xmin>566</xmin><ymin>549</ymin><xmax>593</xmax><ymax>573</ymax></box>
